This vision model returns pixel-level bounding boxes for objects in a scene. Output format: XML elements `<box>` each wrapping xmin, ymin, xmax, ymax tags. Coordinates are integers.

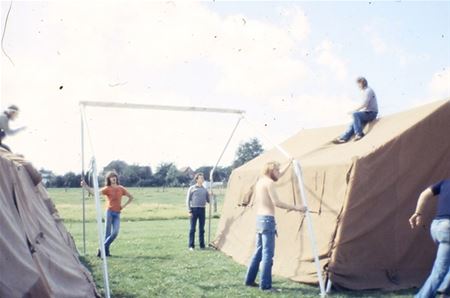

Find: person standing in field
<box><xmin>244</xmin><ymin>160</ymin><xmax>306</xmax><ymax>291</ymax></box>
<box><xmin>81</xmin><ymin>171</ymin><xmax>134</xmax><ymax>257</ymax></box>
<box><xmin>186</xmin><ymin>173</ymin><xmax>210</xmax><ymax>250</ymax></box>
<box><xmin>409</xmin><ymin>179</ymin><xmax>450</xmax><ymax>298</ymax></box>
<box><xmin>0</xmin><ymin>105</ymin><xmax>26</xmax><ymax>152</ymax></box>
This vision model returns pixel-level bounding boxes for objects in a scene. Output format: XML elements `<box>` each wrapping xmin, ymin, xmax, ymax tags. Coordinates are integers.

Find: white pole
<box><xmin>243</xmin><ymin>117</ymin><xmax>326</xmax><ymax>297</ymax></box>
<box><xmin>80</xmin><ymin>101</ymin><xmax>245</xmax><ymax>115</ymax></box>
<box><xmin>80</xmin><ymin>107</ymin><xmax>86</xmax><ymax>255</ymax></box>
<box><xmin>208</xmin><ymin>116</ymin><xmax>243</xmax><ymax>244</ymax></box>
<box><xmin>90</xmin><ymin>158</ymin><xmax>111</xmax><ymax>298</ymax></box>
<box><xmin>293</xmin><ymin>160</ymin><xmax>326</xmax><ymax>297</ymax></box>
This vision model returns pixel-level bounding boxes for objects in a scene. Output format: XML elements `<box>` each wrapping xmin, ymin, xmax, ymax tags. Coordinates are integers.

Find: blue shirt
<box><xmin>431</xmin><ymin>179</ymin><xmax>450</xmax><ymax>219</ymax></box>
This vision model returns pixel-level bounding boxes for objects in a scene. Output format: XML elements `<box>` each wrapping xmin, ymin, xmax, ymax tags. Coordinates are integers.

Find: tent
<box><xmin>0</xmin><ymin>151</ymin><xmax>99</xmax><ymax>297</ymax></box>
<box><xmin>212</xmin><ymin>99</ymin><xmax>450</xmax><ymax>290</ymax></box>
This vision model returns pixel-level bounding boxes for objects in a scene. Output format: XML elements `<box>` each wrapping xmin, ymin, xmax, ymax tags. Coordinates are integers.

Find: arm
<box><xmin>2</xmin><ymin>120</ymin><xmax>25</xmax><ymax>135</ymax></box>
<box><xmin>80</xmin><ymin>180</ymin><xmax>95</xmax><ymax>196</ymax></box>
<box><xmin>121</xmin><ymin>189</ymin><xmax>133</xmax><ymax>210</ymax></box>
<box><xmin>268</xmin><ymin>182</ymin><xmax>306</xmax><ymax>212</ymax></box>
<box><xmin>350</xmin><ymin>89</ymin><xmax>370</xmax><ymax>112</ymax></box>
<box><xmin>409</xmin><ymin>188</ymin><xmax>435</xmax><ymax>229</ymax></box>
<box><xmin>206</xmin><ymin>189</ymin><xmax>211</xmax><ymax>204</ymax></box>
<box><xmin>186</xmin><ymin>186</ymin><xmax>193</xmax><ymax>215</ymax></box>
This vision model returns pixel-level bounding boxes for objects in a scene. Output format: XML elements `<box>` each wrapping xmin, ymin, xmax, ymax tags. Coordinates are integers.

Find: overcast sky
<box><xmin>1</xmin><ymin>1</ymin><xmax>449</xmax><ymax>174</ymax></box>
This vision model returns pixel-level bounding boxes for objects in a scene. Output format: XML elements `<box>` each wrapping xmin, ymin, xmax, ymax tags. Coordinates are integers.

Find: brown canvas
<box><xmin>212</xmin><ymin>99</ymin><xmax>450</xmax><ymax>290</ymax></box>
<box><xmin>0</xmin><ymin>151</ymin><xmax>99</xmax><ymax>297</ymax></box>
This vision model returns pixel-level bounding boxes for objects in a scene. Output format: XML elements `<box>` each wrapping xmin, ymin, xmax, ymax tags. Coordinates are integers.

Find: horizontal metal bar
<box><xmin>79</xmin><ymin>101</ymin><xmax>245</xmax><ymax>115</ymax></box>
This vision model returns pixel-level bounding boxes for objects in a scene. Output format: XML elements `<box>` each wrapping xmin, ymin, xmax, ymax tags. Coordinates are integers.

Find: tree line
<box><xmin>41</xmin><ymin>138</ymin><xmax>264</xmax><ymax>188</ymax></box>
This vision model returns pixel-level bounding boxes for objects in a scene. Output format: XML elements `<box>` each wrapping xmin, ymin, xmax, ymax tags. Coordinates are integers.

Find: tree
<box><xmin>232</xmin><ymin>138</ymin><xmax>264</xmax><ymax>169</ymax></box>
<box><xmin>103</xmin><ymin>160</ymin><xmax>128</xmax><ymax>175</ymax></box>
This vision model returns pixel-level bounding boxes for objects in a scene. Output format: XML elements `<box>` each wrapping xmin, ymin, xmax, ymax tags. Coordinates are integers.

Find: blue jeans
<box><xmin>189</xmin><ymin>207</ymin><xmax>206</xmax><ymax>248</ymax></box>
<box><xmin>104</xmin><ymin>209</ymin><xmax>121</xmax><ymax>254</ymax></box>
<box><xmin>341</xmin><ymin>111</ymin><xmax>377</xmax><ymax>141</ymax></box>
<box><xmin>245</xmin><ymin>215</ymin><xmax>276</xmax><ymax>290</ymax></box>
<box><xmin>416</xmin><ymin>219</ymin><xmax>450</xmax><ymax>298</ymax></box>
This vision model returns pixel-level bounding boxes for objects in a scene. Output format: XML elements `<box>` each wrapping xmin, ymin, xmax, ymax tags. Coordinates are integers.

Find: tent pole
<box><xmin>243</xmin><ymin>117</ymin><xmax>326</xmax><ymax>297</ymax></box>
<box><xmin>90</xmin><ymin>158</ymin><xmax>111</xmax><ymax>298</ymax></box>
<box><xmin>208</xmin><ymin>116</ymin><xmax>243</xmax><ymax>245</ymax></box>
<box><xmin>293</xmin><ymin>160</ymin><xmax>326</xmax><ymax>297</ymax></box>
<box><xmin>80</xmin><ymin>107</ymin><xmax>86</xmax><ymax>256</ymax></box>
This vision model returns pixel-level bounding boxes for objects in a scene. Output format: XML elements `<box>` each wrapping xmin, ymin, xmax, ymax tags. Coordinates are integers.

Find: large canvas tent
<box><xmin>212</xmin><ymin>99</ymin><xmax>450</xmax><ymax>290</ymax></box>
<box><xmin>0</xmin><ymin>151</ymin><xmax>99</xmax><ymax>297</ymax></box>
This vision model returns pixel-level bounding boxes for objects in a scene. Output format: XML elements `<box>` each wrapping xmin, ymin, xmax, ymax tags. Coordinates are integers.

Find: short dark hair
<box><xmin>194</xmin><ymin>173</ymin><xmax>204</xmax><ymax>181</ymax></box>
<box><xmin>356</xmin><ymin>77</ymin><xmax>368</xmax><ymax>88</ymax></box>
<box><xmin>7</xmin><ymin>105</ymin><xmax>19</xmax><ymax>112</ymax></box>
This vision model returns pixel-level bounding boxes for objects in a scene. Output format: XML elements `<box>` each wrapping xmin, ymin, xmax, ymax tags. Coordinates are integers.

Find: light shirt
<box><xmin>360</xmin><ymin>87</ymin><xmax>378</xmax><ymax>113</ymax></box>
<box><xmin>0</xmin><ymin>112</ymin><xmax>21</xmax><ymax>135</ymax></box>
<box><xmin>186</xmin><ymin>184</ymin><xmax>210</xmax><ymax>210</ymax></box>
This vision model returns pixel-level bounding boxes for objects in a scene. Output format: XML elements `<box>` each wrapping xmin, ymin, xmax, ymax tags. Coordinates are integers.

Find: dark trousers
<box><xmin>0</xmin><ymin>130</ymin><xmax>11</xmax><ymax>152</ymax></box>
<box><xmin>189</xmin><ymin>207</ymin><xmax>206</xmax><ymax>248</ymax></box>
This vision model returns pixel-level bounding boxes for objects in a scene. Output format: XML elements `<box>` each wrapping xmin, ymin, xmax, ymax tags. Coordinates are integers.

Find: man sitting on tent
<box><xmin>409</xmin><ymin>178</ymin><xmax>450</xmax><ymax>298</ymax></box>
<box><xmin>244</xmin><ymin>160</ymin><xmax>306</xmax><ymax>291</ymax></box>
<box><xmin>333</xmin><ymin>77</ymin><xmax>378</xmax><ymax>143</ymax></box>
<box><xmin>0</xmin><ymin>105</ymin><xmax>26</xmax><ymax>152</ymax></box>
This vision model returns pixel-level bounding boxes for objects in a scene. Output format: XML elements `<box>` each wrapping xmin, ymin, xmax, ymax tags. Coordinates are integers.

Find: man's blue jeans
<box><xmin>245</xmin><ymin>215</ymin><xmax>276</xmax><ymax>290</ymax></box>
<box><xmin>341</xmin><ymin>111</ymin><xmax>377</xmax><ymax>141</ymax></box>
<box><xmin>416</xmin><ymin>219</ymin><xmax>450</xmax><ymax>298</ymax></box>
<box><xmin>189</xmin><ymin>207</ymin><xmax>206</xmax><ymax>248</ymax></box>
<box><xmin>104</xmin><ymin>209</ymin><xmax>121</xmax><ymax>254</ymax></box>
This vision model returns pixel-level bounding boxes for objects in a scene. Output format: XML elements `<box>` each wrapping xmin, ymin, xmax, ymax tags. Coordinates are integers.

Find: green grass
<box><xmin>48</xmin><ymin>188</ymin><xmax>416</xmax><ymax>297</ymax></box>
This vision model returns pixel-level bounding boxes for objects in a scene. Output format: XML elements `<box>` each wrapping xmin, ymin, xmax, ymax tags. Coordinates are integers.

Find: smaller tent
<box><xmin>0</xmin><ymin>150</ymin><xmax>99</xmax><ymax>297</ymax></box>
<box><xmin>212</xmin><ymin>99</ymin><xmax>450</xmax><ymax>290</ymax></box>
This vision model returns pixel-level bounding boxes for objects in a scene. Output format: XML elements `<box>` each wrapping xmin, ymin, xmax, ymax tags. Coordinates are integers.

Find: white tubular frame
<box><xmin>80</xmin><ymin>101</ymin><xmax>245</xmax><ymax>297</ymax></box>
<box><xmin>80</xmin><ymin>100</ymin><xmax>325</xmax><ymax>297</ymax></box>
<box><xmin>80</xmin><ymin>106</ymin><xmax>111</xmax><ymax>298</ymax></box>
<box><xmin>208</xmin><ymin>116</ymin><xmax>243</xmax><ymax>244</ymax></box>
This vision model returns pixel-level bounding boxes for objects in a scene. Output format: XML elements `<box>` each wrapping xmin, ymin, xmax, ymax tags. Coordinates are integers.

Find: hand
<box><xmin>80</xmin><ymin>180</ymin><xmax>86</xmax><ymax>187</ymax></box>
<box><xmin>295</xmin><ymin>206</ymin><xmax>307</xmax><ymax>213</ymax></box>
<box><xmin>409</xmin><ymin>213</ymin><xmax>422</xmax><ymax>229</ymax></box>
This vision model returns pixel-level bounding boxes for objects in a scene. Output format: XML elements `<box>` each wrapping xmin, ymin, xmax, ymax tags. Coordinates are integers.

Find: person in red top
<box><xmin>82</xmin><ymin>171</ymin><xmax>133</xmax><ymax>257</ymax></box>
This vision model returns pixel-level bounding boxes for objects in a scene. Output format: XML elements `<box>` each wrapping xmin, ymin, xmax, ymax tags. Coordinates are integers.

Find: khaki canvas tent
<box><xmin>212</xmin><ymin>99</ymin><xmax>450</xmax><ymax>291</ymax></box>
<box><xmin>0</xmin><ymin>151</ymin><xmax>99</xmax><ymax>297</ymax></box>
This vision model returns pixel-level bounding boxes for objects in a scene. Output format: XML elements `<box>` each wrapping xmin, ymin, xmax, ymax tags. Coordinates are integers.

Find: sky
<box><xmin>1</xmin><ymin>1</ymin><xmax>449</xmax><ymax>175</ymax></box>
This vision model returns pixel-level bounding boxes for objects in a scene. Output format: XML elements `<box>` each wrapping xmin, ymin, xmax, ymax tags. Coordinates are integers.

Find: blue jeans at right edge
<box><xmin>245</xmin><ymin>215</ymin><xmax>276</xmax><ymax>290</ymax></box>
<box><xmin>416</xmin><ymin>219</ymin><xmax>450</xmax><ymax>298</ymax></box>
<box><xmin>340</xmin><ymin>111</ymin><xmax>377</xmax><ymax>141</ymax></box>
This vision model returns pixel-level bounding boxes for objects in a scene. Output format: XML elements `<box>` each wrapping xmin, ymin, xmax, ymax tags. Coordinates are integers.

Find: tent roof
<box><xmin>238</xmin><ymin>99</ymin><xmax>449</xmax><ymax>169</ymax></box>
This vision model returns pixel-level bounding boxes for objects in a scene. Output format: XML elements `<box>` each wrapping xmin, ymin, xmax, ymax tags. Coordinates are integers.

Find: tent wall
<box><xmin>213</xmin><ymin>99</ymin><xmax>450</xmax><ymax>290</ymax></box>
<box><xmin>212</xmin><ymin>146</ymin><xmax>353</xmax><ymax>284</ymax></box>
<box><xmin>328</xmin><ymin>100</ymin><xmax>450</xmax><ymax>290</ymax></box>
<box><xmin>0</xmin><ymin>153</ymin><xmax>99</xmax><ymax>297</ymax></box>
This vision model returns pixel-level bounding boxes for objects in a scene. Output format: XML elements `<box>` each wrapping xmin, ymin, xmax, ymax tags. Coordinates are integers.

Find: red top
<box><xmin>101</xmin><ymin>185</ymin><xmax>129</xmax><ymax>212</ymax></box>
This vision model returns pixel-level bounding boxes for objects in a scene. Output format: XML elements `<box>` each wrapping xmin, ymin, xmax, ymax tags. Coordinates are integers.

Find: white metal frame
<box><xmin>79</xmin><ymin>100</ymin><xmax>326</xmax><ymax>297</ymax></box>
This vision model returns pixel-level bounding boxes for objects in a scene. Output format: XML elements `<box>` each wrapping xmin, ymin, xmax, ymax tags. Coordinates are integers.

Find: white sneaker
<box><xmin>189</xmin><ymin>247</ymin><xmax>194</xmax><ymax>251</ymax></box>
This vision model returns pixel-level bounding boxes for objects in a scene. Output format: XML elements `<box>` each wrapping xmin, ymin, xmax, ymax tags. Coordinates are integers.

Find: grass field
<box><xmin>48</xmin><ymin>187</ymin><xmax>416</xmax><ymax>297</ymax></box>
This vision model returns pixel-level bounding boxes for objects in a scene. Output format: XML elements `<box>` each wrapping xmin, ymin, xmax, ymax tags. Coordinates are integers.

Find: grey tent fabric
<box><xmin>212</xmin><ymin>99</ymin><xmax>450</xmax><ymax>290</ymax></box>
<box><xmin>0</xmin><ymin>150</ymin><xmax>99</xmax><ymax>297</ymax></box>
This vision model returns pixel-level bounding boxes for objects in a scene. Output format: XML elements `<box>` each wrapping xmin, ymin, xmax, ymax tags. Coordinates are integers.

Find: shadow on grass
<box><xmin>331</xmin><ymin>287</ymin><xmax>416</xmax><ymax>297</ymax></box>
<box><xmin>111</xmin><ymin>255</ymin><xmax>172</xmax><ymax>261</ymax></box>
